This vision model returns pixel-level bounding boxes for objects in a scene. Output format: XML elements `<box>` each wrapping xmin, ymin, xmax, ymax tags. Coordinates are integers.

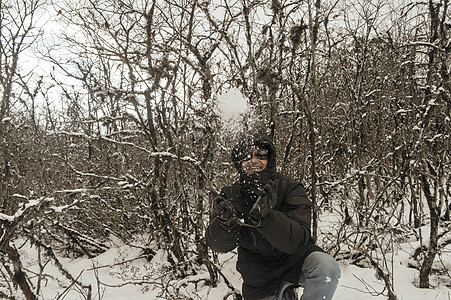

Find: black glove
<box><xmin>248</xmin><ymin>179</ymin><xmax>278</xmax><ymax>226</ymax></box>
<box><xmin>213</xmin><ymin>196</ymin><xmax>238</xmax><ymax>229</ymax></box>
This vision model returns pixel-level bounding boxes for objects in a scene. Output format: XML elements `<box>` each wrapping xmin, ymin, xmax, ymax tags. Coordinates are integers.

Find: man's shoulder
<box><xmin>275</xmin><ymin>173</ymin><xmax>308</xmax><ymax>195</ymax></box>
<box><xmin>275</xmin><ymin>173</ymin><xmax>302</xmax><ymax>186</ymax></box>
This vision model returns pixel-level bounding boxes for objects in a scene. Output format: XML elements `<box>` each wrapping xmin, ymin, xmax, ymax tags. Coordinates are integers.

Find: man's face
<box><xmin>241</xmin><ymin>147</ymin><xmax>269</xmax><ymax>174</ymax></box>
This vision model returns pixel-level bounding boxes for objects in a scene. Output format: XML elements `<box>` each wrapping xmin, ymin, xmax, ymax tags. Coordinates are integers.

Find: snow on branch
<box><xmin>58</xmin><ymin>224</ymin><xmax>109</xmax><ymax>252</ymax></box>
<box><xmin>68</xmin><ymin>163</ymin><xmax>124</xmax><ymax>182</ymax></box>
<box><xmin>51</xmin><ymin>130</ymin><xmax>203</xmax><ymax>167</ymax></box>
<box><xmin>402</xmin><ymin>41</ymin><xmax>440</xmax><ymax>50</ymax></box>
<box><xmin>0</xmin><ymin>196</ymin><xmax>46</xmax><ymax>223</ymax></box>
<box><xmin>0</xmin><ymin>189</ymin><xmax>100</xmax><ymax>224</ymax></box>
<box><xmin>51</xmin><ymin>130</ymin><xmax>206</xmax><ymax>178</ymax></box>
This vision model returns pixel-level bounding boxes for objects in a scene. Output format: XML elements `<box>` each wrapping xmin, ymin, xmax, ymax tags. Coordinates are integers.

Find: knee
<box><xmin>324</xmin><ymin>254</ymin><xmax>341</xmax><ymax>279</ymax></box>
<box><xmin>304</xmin><ymin>252</ymin><xmax>341</xmax><ymax>280</ymax></box>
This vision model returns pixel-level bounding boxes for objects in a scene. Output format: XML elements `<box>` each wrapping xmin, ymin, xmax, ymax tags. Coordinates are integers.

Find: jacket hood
<box><xmin>231</xmin><ymin>132</ymin><xmax>276</xmax><ymax>174</ymax></box>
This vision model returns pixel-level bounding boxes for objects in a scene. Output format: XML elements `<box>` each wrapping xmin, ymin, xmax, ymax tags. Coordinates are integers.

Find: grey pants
<box><xmin>258</xmin><ymin>251</ymin><xmax>341</xmax><ymax>300</ymax></box>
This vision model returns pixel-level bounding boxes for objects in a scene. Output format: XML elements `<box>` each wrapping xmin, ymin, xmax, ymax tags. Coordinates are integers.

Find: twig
<box><xmin>85</xmin><ymin>254</ymin><xmax>149</xmax><ymax>271</ymax></box>
<box><xmin>56</xmin><ymin>270</ymin><xmax>85</xmax><ymax>300</ymax></box>
<box><xmin>352</xmin><ymin>273</ymin><xmax>385</xmax><ymax>296</ymax></box>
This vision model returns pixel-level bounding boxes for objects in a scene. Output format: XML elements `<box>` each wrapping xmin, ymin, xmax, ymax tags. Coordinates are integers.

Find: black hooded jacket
<box><xmin>206</xmin><ymin>133</ymin><xmax>323</xmax><ymax>300</ymax></box>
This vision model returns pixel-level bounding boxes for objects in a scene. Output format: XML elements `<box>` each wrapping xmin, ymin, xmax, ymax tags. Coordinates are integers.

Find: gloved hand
<box><xmin>213</xmin><ymin>196</ymin><xmax>238</xmax><ymax>229</ymax></box>
<box><xmin>248</xmin><ymin>179</ymin><xmax>278</xmax><ymax>226</ymax></box>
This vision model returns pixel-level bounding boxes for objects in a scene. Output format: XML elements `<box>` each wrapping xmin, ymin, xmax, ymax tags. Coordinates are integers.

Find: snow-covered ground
<box><xmin>8</xmin><ymin>228</ymin><xmax>450</xmax><ymax>300</ymax></box>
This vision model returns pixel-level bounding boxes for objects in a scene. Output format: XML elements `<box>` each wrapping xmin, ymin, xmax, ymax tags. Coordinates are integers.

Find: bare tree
<box><xmin>0</xmin><ymin>0</ymin><xmax>48</xmax><ymax>299</ymax></box>
<box><xmin>412</xmin><ymin>0</ymin><xmax>450</xmax><ymax>288</ymax></box>
<box><xmin>0</xmin><ymin>0</ymin><xmax>449</xmax><ymax>298</ymax></box>
<box><xmin>44</xmin><ymin>0</ymin><xmax>229</xmax><ymax>283</ymax></box>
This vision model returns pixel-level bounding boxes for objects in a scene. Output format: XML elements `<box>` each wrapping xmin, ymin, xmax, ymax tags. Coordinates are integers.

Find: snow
<box><xmin>217</xmin><ymin>88</ymin><xmax>248</xmax><ymax>119</ymax></box>
<box><xmin>0</xmin><ymin>212</ymin><xmax>15</xmax><ymax>222</ymax></box>
<box><xmin>0</xmin><ymin>197</ymin><xmax>46</xmax><ymax>222</ymax></box>
<box><xmin>6</xmin><ymin>220</ymin><xmax>449</xmax><ymax>300</ymax></box>
<box><xmin>216</xmin><ymin>88</ymin><xmax>250</xmax><ymax>132</ymax></box>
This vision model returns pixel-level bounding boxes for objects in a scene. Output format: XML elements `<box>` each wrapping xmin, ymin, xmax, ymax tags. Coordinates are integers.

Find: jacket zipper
<box><xmin>251</xmin><ymin>229</ymin><xmax>257</xmax><ymax>247</ymax></box>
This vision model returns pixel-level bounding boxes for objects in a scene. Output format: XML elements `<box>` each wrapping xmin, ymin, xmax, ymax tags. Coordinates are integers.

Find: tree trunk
<box><xmin>418</xmin><ymin>174</ymin><xmax>439</xmax><ymax>288</ymax></box>
<box><xmin>3</xmin><ymin>243</ymin><xmax>37</xmax><ymax>300</ymax></box>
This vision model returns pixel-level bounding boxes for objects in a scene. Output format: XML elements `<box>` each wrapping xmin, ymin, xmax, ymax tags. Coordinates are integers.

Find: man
<box><xmin>206</xmin><ymin>132</ymin><xmax>340</xmax><ymax>300</ymax></box>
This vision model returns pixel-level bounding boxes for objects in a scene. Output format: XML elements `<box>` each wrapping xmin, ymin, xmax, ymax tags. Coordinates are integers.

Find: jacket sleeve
<box><xmin>205</xmin><ymin>186</ymin><xmax>241</xmax><ymax>253</ymax></box>
<box><xmin>257</xmin><ymin>180</ymin><xmax>313</xmax><ymax>254</ymax></box>
<box><xmin>205</xmin><ymin>217</ymin><xmax>240</xmax><ymax>253</ymax></box>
